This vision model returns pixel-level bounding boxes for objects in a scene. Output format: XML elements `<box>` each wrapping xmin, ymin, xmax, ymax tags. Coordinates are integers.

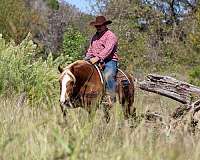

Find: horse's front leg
<box><xmin>86</xmin><ymin>104</ymin><xmax>98</xmax><ymax>122</ymax></box>
<box><xmin>103</xmin><ymin>105</ymin><xmax>111</xmax><ymax>123</ymax></box>
<box><xmin>60</xmin><ymin>103</ymin><xmax>67</xmax><ymax>118</ymax></box>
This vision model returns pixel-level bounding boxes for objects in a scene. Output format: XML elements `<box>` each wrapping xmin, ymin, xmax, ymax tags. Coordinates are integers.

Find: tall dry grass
<box><xmin>0</xmin><ymin>33</ymin><xmax>200</xmax><ymax>160</ymax></box>
<box><xmin>1</xmin><ymin>91</ymin><xmax>200</xmax><ymax>160</ymax></box>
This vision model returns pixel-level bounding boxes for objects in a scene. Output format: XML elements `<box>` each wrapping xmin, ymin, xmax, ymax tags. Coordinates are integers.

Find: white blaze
<box><xmin>60</xmin><ymin>73</ymin><xmax>71</xmax><ymax>103</ymax></box>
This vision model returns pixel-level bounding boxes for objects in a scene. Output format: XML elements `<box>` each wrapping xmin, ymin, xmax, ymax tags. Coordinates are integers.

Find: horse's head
<box><xmin>58</xmin><ymin>65</ymin><xmax>76</xmax><ymax>107</ymax></box>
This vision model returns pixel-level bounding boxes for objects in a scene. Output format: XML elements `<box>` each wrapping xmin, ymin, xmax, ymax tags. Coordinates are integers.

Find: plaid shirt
<box><xmin>86</xmin><ymin>29</ymin><xmax>118</xmax><ymax>61</ymax></box>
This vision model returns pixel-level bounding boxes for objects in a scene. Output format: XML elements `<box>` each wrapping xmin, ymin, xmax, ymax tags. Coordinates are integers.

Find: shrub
<box><xmin>61</xmin><ymin>26</ymin><xmax>87</xmax><ymax>65</ymax></box>
<box><xmin>0</xmin><ymin>33</ymin><xmax>61</xmax><ymax>106</ymax></box>
<box><xmin>189</xmin><ymin>66</ymin><xmax>200</xmax><ymax>86</ymax></box>
<box><xmin>44</xmin><ymin>0</ymin><xmax>59</xmax><ymax>10</ymax></box>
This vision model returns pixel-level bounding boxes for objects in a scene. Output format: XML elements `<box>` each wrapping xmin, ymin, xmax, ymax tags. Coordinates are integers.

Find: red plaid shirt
<box><xmin>86</xmin><ymin>29</ymin><xmax>118</xmax><ymax>61</ymax></box>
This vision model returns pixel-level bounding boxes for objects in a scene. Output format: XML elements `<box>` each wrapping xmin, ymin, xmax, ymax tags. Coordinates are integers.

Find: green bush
<box><xmin>62</xmin><ymin>26</ymin><xmax>87</xmax><ymax>65</ymax></box>
<box><xmin>0</xmin><ymin>33</ymin><xmax>61</xmax><ymax>106</ymax></box>
<box><xmin>189</xmin><ymin>66</ymin><xmax>200</xmax><ymax>86</ymax></box>
<box><xmin>44</xmin><ymin>0</ymin><xmax>59</xmax><ymax>10</ymax></box>
<box><xmin>0</xmin><ymin>26</ymin><xmax>87</xmax><ymax>106</ymax></box>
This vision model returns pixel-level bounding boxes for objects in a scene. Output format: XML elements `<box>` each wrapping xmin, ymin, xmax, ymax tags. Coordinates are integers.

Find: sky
<box><xmin>64</xmin><ymin>0</ymin><xmax>93</xmax><ymax>13</ymax></box>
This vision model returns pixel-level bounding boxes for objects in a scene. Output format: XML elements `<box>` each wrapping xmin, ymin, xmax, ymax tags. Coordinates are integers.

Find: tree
<box><xmin>0</xmin><ymin>0</ymin><xmax>85</xmax><ymax>54</ymax></box>
<box><xmin>0</xmin><ymin>0</ymin><xmax>32</xmax><ymax>43</ymax></box>
<box><xmin>90</xmin><ymin>0</ymin><xmax>200</xmax><ymax>73</ymax></box>
<box><xmin>26</xmin><ymin>0</ymin><xmax>85</xmax><ymax>55</ymax></box>
<box><xmin>189</xmin><ymin>4</ymin><xmax>200</xmax><ymax>50</ymax></box>
<box><xmin>44</xmin><ymin>0</ymin><xmax>59</xmax><ymax>10</ymax></box>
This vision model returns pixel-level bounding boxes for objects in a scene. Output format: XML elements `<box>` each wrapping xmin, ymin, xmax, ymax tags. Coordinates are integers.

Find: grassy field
<box><xmin>0</xmin><ymin>91</ymin><xmax>200</xmax><ymax>160</ymax></box>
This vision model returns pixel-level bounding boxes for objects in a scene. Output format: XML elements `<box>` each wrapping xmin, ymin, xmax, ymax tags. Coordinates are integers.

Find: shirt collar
<box><xmin>95</xmin><ymin>28</ymin><xmax>108</xmax><ymax>38</ymax></box>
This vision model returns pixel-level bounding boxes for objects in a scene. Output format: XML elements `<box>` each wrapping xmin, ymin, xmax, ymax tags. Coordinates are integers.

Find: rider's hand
<box><xmin>90</xmin><ymin>57</ymin><xmax>100</xmax><ymax>64</ymax></box>
<box><xmin>84</xmin><ymin>55</ymin><xmax>93</xmax><ymax>61</ymax></box>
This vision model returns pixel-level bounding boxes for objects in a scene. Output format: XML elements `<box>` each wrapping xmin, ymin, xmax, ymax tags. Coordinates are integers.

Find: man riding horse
<box><xmin>85</xmin><ymin>16</ymin><xmax>118</xmax><ymax>105</ymax></box>
<box><xmin>58</xmin><ymin>16</ymin><xmax>135</xmax><ymax>122</ymax></box>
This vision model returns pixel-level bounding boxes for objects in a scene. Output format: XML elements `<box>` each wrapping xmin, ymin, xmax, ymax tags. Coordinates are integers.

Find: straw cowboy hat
<box><xmin>90</xmin><ymin>16</ymin><xmax>112</xmax><ymax>26</ymax></box>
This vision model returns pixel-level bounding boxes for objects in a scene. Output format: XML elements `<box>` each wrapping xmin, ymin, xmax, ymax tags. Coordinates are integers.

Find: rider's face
<box><xmin>95</xmin><ymin>24</ymin><xmax>107</xmax><ymax>33</ymax></box>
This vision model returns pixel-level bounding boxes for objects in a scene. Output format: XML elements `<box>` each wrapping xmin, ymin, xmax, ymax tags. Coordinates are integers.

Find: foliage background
<box><xmin>0</xmin><ymin>0</ymin><xmax>200</xmax><ymax>159</ymax></box>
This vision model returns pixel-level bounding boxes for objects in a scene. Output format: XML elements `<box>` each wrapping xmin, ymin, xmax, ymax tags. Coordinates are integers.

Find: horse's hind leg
<box><xmin>123</xmin><ymin>97</ymin><xmax>136</xmax><ymax>119</ymax></box>
<box><xmin>121</xmin><ymin>100</ymin><xmax>130</xmax><ymax>120</ymax></box>
<box><xmin>128</xmin><ymin>96</ymin><xmax>136</xmax><ymax>118</ymax></box>
<box><xmin>121</xmin><ymin>86</ymin><xmax>135</xmax><ymax>120</ymax></box>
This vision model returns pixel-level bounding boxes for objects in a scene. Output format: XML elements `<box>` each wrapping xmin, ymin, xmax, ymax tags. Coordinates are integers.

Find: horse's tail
<box><xmin>122</xmin><ymin>79</ymin><xmax>132</xmax><ymax>102</ymax></box>
<box><xmin>120</xmin><ymin>77</ymin><xmax>135</xmax><ymax>119</ymax></box>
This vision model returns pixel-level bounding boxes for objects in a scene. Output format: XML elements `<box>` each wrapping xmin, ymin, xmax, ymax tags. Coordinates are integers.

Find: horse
<box><xmin>58</xmin><ymin>60</ymin><xmax>135</xmax><ymax>122</ymax></box>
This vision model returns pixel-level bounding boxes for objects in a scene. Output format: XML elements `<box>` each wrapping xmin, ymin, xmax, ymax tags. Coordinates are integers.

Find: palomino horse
<box><xmin>58</xmin><ymin>60</ymin><xmax>135</xmax><ymax>122</ymax></box>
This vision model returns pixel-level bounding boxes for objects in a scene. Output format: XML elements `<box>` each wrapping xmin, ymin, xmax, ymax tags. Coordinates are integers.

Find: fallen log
<box><xmin>138</xmin><ymin>74</ymin><xmax>200</xmax><ymax>104</ymax></box>
<box><xmin>138</xmin><ymin>74</ymin><xmax>200</xmax><ymax>132</ymax></box>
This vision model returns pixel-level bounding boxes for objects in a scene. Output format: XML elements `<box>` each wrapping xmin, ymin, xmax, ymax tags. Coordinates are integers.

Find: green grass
<box><xmin>0</xmin><ymin>92</ymin><xmax>200</xmax><ymax>160</ymax></box>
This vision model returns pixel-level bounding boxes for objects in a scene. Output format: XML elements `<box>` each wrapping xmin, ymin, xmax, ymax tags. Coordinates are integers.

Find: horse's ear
<box><xmin>58</xmin><ymin>65</ymin><xmax>64</xmax><ymax>73</ymax></box>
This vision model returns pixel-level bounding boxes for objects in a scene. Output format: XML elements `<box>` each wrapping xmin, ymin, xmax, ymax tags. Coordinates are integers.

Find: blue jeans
<box><xmin>103</xmin><ymin>60</ymin><xmax>118</xmax><ymax>94</ymax></box>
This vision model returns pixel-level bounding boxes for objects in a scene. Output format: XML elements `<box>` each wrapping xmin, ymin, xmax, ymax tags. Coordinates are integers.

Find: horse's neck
<box><xmin>70</xmin><ymin>61</ymin><xmax>104</xmax><ymax>89</ymax></box>
<box><xmin>73</xmin><ymin>62</ymin><xmax>95</xmax><ymax>84</ymax></box>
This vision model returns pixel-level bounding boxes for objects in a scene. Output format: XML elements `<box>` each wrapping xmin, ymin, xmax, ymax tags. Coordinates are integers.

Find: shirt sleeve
<box><xmin>97</xmin><ymin>33</ymin><xmax>117</xmax><ymax>60</ymax></box>
<box><xmin>86</xmin><ymin>36</ymin><xmax>95</xmax><ymax>57</ymax></box>
<box><xmin>86</xmin><ymin>42</ymin><xmax>93</xmax><ymax>57</ymax></box>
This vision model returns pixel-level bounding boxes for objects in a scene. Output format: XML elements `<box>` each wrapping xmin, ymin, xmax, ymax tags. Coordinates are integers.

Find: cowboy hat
<box><xmin>90</xmin><ymin>16</ymin><xmax>112</xmax><ymax>26</ymax></box>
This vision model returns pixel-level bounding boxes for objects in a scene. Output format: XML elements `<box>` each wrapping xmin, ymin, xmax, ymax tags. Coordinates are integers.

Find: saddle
<box><xmin>94</xmin><ymin>63</ymin><xmax>131</xmax><ymax>92</ymax></box>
